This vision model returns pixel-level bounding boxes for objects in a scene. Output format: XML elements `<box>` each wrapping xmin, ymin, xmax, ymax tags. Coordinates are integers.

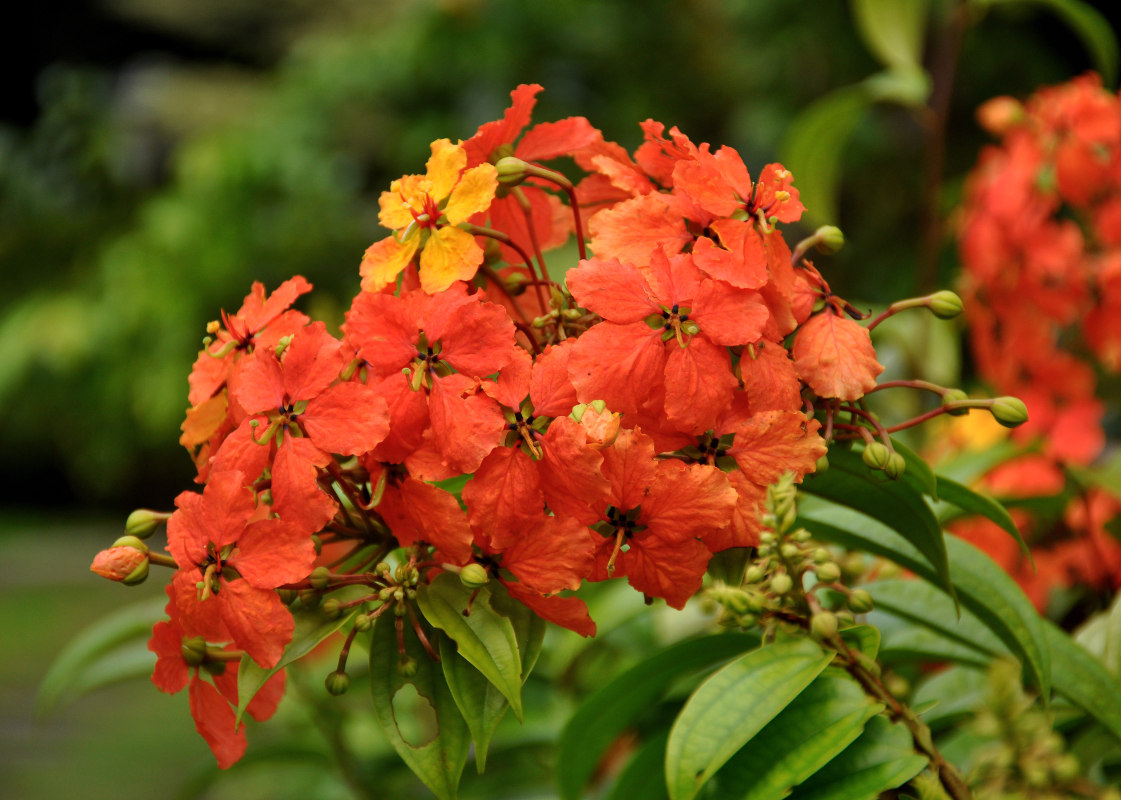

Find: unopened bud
<box><xmin>926</xmin><ymin>290</ymin><xmax>963</xmax><ymax>319</ymax></box>
<box><xmin>744</xmin><ymin>565</ymin><xmax>766</xmax><ymax>583</ymax></box>
<box><xmin>883</xmin><ymin>452</ymin><xmax>906</xmax><ymax>480</ymax></box>
<box><xmin>325</xmin><ymin>670</ymin><xmax>350</xmax><ymax>696</ymax></box>
<box><xmin>976</xmin><ymin>96</ymin><xmax>1024</xmax><ymax>135</ymax></box>
<box><xmin>459</xmin><ymin>563</ymin><xmax>489</xmax><ymax>588</ymax></box>
<box><xmin>494</xmin><ymin>156</ymin><xmax>529</xmax><ymax>187</ymax></box>
<box><xmin>862</xmin><ymin>442</ymin><xmax>891</xmax><ymax>470</ymax></box>
<box><xmin>124</xmin><ymin>509</ymin><xmax>167</xmax><ymax>539</ymax></box>
<box><xmin>680</xmin><ymin>320</ymin><xmax>700</xmax><ymax>337</ymax></box>
<box><xmin>811</xmin><ymin>611</ymin><xmax>839</xmax><ymax>640</ymax></box>
<box><xmin>942</xmin><ymin>388</ymin><xmax>969</xmax><ymax>414</ymax></box>
<box><xmin>989</xmin><ymin>396</ymin><xmax>1029</xmax><ymax>427</ymax></box>
<box><xmin>815</xmin><ymin>225</ymin><xmax>845</xmax><ymax>255</ymax></box>
<box><xmin>352</xmin><ymin>613</ymin><xmax>373</xmax><ymax>632</ymax></box>
<box><xmin>321</xmin><ymin>598</ymin><xmax>342</xmax><ymax>619</ymax></box>
<box><xmin>780</xmin><ymin>543</ymin><xmax>801</xmax><ymax>561</ymax></box>
<box><xmin>848</xmin><ymin>589</ymin><xmax>875</xmax><ymax>614</ymax></box>
<box><xmin>181</xmin><ymin>636</ymin><xmax>207</xmax><ymax>667</ymax></box>
<box><xmin>90</xmin><ymin>537</ymin><xmax>150</xmax><ymax>585</ymax></box>
<box><xmin>309</xmin><ymin>566</ymin><xmax>331</xmax><ymax>590</ymax></box>
<box><xmin>274</xmin><ymin>335</ymin><xmax>293</xmax><ymax>358</ymax></box>
<box><xmin>815</xmin><ymin>562</ymin><xmax>841</xmax><ymax>583</ymax></box>
<box><xmin>770</xmin><ymin>573</ymin><xmax>794</xmax><ymax>595</ymax></box>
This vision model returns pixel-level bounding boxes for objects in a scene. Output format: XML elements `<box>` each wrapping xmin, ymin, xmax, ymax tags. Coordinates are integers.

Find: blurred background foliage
<box><xmin>0</xmin><ymin>0</ymin><xmax>1114</xmax><ymax>509</ymax></box>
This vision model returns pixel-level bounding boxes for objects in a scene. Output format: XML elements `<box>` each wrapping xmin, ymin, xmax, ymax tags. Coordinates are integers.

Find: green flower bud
<box><xmin>459</xmin><ymin>563</ymin><xmax>489</xmax><ymax>588</ymax></box>
<box><xmin>883</xmin><ymin>452</ymin><xmax>906</xmax><ymax>480</ymax></box>
<box><xmin>811</xmin><ymin>611</ymin><xmax>838</xmax><ymax>640</ymax></box>
<box><xmin>744</xmin><ymin>565</ymin><xmax>766</xmax><ymax>584</ymax></box>
<box><xmin>814</xmin><ymin>225</ymin><xmax>845</xmax><ymax>255</ymax></box>
<box><xmin>325</xmin><ymin>670</ymin><xmax>350</xmax><ymax>696</ymax></box>
<box><xmin>321</xmin><ymin>598</ymin><xmax>342</xmax><ymax>619</ymax></box>
<box><xmin>812</xmin><ymin>548</ymin><xmax>831</xmax><ymax>564</ymax></box>
<box><xmin>989</xmin><ymin>396</ymin><xmax>1029</xmax><ymax>427</ymax></box>
<box><xmin>680</xmin><ymin>320</ymin><xmax>700</xmax><ymax>336</ymax></box>
<box><xmin>352</xmin><ymin>612</ymin><xmax>373</xmax><ymax>632</ymax></box>
<box><xmin>309</xmin><ymin>566</ymin><xmax>331</xmax><ymax>590</ymax></box>
<box><xmin>942</xmin><ymin>388</ymin><xmax>970</xmax><ymax>415</ymax></box>
<box><xmin>927</xmin><ymin>290</ymin><xmax>964</xmax><ymax>319</ymax></box>
<box><xmin>181</xmin><ymin>636</ymin><xmax>207</xmax><ymax>667</ymax></box>
<box><xmin>722</xmin><ymin>588</ymin><xmax>753</xmax><ymax>615</ymax></box>
<box><xmin>298</xmin><ymin>589</ymin><xmax>321</xmax><ymax>608</ymax></box>
<box><xmin>770</xmin><ymin>573</ymin><xmax>794</xmax><ymax>595</ymax></box>
<box><xmin>815</xmin><ymin>562</ymin><xmax>841</xmax><ymax>583</ymax></box>
<box><xmin>494</xmin><ymin>156</ymin><xmax>529</xmax><ymax>186</ymax></box>
<box><xmin>862</xmin><ymin>442</ymin><xmax>891</xmax><ymax>470</ymax></box>
<box><xmin>848</xmin><ymin>589</ymin><xmax>874</xmax><ymax>613</ymax></box>
<box><xmin>124</xmin><ymin>509</ymin><xmax>167</xmax><ymax>539</ymax></box>
<box><xmin>780</xmin><ymin>543</ymin><xmax>801</xmax><ymax>561</ymax></box>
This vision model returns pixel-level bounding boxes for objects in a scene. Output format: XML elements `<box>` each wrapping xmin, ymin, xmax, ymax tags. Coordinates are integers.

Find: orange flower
<box><xmin>360</xmin><ymin>139</ymin><xmax>497</xmax><ymax>294</ymax></box>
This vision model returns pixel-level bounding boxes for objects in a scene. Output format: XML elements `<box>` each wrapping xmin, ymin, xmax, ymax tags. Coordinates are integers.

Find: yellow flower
<box><xmin>360</xmin><ymin>139</ymin><xmax>498</xmax><ymax>294</ymax></box>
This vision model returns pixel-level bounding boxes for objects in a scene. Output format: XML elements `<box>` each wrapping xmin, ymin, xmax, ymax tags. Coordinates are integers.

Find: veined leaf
<box><xmin>851</xmin><ymin>0</ymin><xmax>931</xmax><ymax>70</ymax></box>
<box><xmin>912</xmin><ymin>666</ymin><xmax>988</xmax><ymax>733</ymax></box>
<box><xmin>439</xmin><ymin>582</ymin><xmax>546</xmax><ymax>772</ymax></box>
<box><xmin>876</xmin><ymin>620</ymin><xmax>993</xmax><ymax>669</ymax></box>
<box><xmin>839</xmin><ymin>624</ymin><xmax>881</xmax><ymax>660</ymax></box>
<box><xmin>665</xmin><ymin>639</ymin><xmax>833</xmax><ymax>800</ymax></box>
<box><xmin>785</xmin><ymin>714</ymin><xmax>928</xmax><ymax>800</ymax></box>
<box><xmin>799</xmin><ymin>503</ymin><xmax>1050</xmax><ymax>698</ymax></box>
<box><xmin>37</xmin><ymin>595</ymin><xmax>165</xmax><ymax>716</ymax></box>
<box><xmin>802</xmin><ymin>446</ymin><xmax>953</xmax><ymax>598</ymax></box>
<box><xmin>237</xmin><ymin>586</ymin><xmax>369</xmax><ymax>723</ymax></box>
<box><xmin>1044</xmin><ymin>619</ymin><xmax>1121</xmax><ymax>745</ymax></box>
<box><xmin>557</xmin><ymin>632</ymin><xmax>760</xmax><ymax>800</ymax></box>
<box><xmin>936</xmin><ymin>475</ymin><xmax>1031</xmax><ymax>559</ymax></box>
<box><xmin>704</xmin><ymin>669</ymin><xmax>883</xmax><ymax>800</ymax></box>
<box><xmin>417</xmin><ymin>573</ymin><xmax>524</xmax><ymax>720</ymax></box>
<box><xmin>370</xmin><ymin>610</ymin><xmax>470</xmax><ymax>800</ymax></box>
<box><xmin>865</xmin><ymin>579</ymin><xmax>1006</xmax><ymax>656</ymax></box>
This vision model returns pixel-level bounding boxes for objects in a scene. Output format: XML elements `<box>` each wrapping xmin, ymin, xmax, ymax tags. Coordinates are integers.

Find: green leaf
<box><xmin>557</xmin><ymin>633</ymin><xmax>761</xmax><ymax>800</ymax></box>
<box><xmin>237</xmin><ymin>586</ymin><xmax>369</xmax><ymax>723</ymax></box>
<box><xmin>665</xmin><ymin>639</ymin><xmax>834</xmax><ymax>800</ymax></box>
<box><xmin>781</xmin><ymin>84</ymin><xmax>874</xmax><ymax>226</ymax></box>
<box><xmin>982</xmin><ymin>0</ymin><xmax>1119</xmax><ymax>86</ymax></box>
<box><xmin>705</xmin><ymin>670</ymin><xmax>883</xmax><ymax>800</ymax></box>
<box><xmin>1044</xmin><ymin>619</ymin><xmax>1121</xmax><ymax>745</ymax></box>
<box><xmin>912</xmin><ymin>666</ymin><xmax>987</xmax><ymax>733</ymax></box>
<box><xmin>1074</xmin><ymin>591</ymin><xmax>1121</xmax><ymax>676</ymax></box>
<box><xmin>802</xmin><ymin>446</ymin><xmax>953</xmax><ymax>598</ymax></box>
<box><xmin>37</xmin><ymin>595</ymin><xmax>165</xmax><ymax>716</ymax></box>
<box><xmin>785</xmin><ymin>714</ymin><xmax>928</xmax><ymax>800</ymax></box>
<box><xmin>892</xmin><ymin>437</ymin><xmax>939</xmax><ymax>500</ymax></box>
<box><xmin>439</xmin><ymin>582</ymin><xmax>546</xmax><ymax>772</ymax></box>
<box><xmin>606</xmin><ymin>730</ymin><xmax>671</xmax><ymax>800</ymax></box>
<box><xmin>417</xmin><ymin>573</ymin><xmax>524</xmax><ymax>720</ymax></box>
<box><xmin>865</xmin><ymin>579</ymin><xmax>1006</xmax><ymax>657</ymax></box>
<box><xmin>839</xmin><ymin>624</ymin><xmax>881</xmax><ymax>660</ymax></box>
<box><xmin>370</xmin><ymin>610</ymin><xmax>471</xmax><ymax>800</ymax></box>
<box><xmin>799</xmin><ymin>503</ymin><xmax>1050</xmax><ymax>698</ymax></box>
<box><xmin>851</xmin><ymin>0</ymin><xmax>931</xmax><ymax>70</ymax></box>
<box><xmin>936</xmin><ymin>475</ymin><xmax>1031</xmax><ymax>559</ymax></box>
<box><xmin>876</xmin><ymin>620</ymin><xmax>993</xmax><ymax>669</ymax></box>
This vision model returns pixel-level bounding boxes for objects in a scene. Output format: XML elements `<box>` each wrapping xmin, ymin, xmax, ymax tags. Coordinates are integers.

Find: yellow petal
<box><xmin>378</xmin><ymin>175</ymin><xmax>427</xmax><ymax>230</ymax></box>
<box><xmin>425</xmin><ymin>139</ymin><xmax>466</xmax><ymax>203</ymax></box>
<box><xmin>419</xmin><ymin>227</ymin><xmax>483</xmax><ymax>293</ymax></box>
<box><xmin>443</xmin><ymin>162</ymin><xmax>498</xmax><ymax>226</ymax></box>
<box><xmin>360</xmin><ymin>232</ymin><xmax>419</xmax><ymax>292</ymax></box>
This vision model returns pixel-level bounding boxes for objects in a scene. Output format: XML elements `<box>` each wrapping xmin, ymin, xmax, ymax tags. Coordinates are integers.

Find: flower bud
<box><xmin>883</xmin><ymin>452</ymin><xmax>907</xmax><ymax>480</ymax></box>
<box><xmin>325</xmin><ymin>670</ymin><xmax>350</xmax><ymax>696</ymax></box>
<box><xmin>309</xmin><ymin>566</ymin><xmax>331</xmax><ymax>590</ymax></box>
<box><xmin>848</xmin><ymin>589</ymin><xmax>874</xmax><ymax>613</ymax></box>
<box><xmin>780</xmin><ymin>543</ymin><xmax>801</xmax><ymax>561</ymax></box>
<box><xmin>459</xmin><ymin>563</ymin><xmax>489</xmax><ymax>588</ymax></box>
<box><xmin>90</xmin><ymin>538</ymin><xmax>150</xmax><ymax>585</ymax></box>
<box><xmin>124</xmin><ymin>509</ymin><xmax>168</xmax><ymax>539</ymax></box>
<box><xmin>494</xmin><ymin>156</ymin><xmax>529</xmax><ymax>186</ymax></box>
<box><xmin>811</xmin><ymin>611</ymin><xmax>838</xmax><ymax>640</ymax></box>
<box><xmin>770</xmin><ymin>573</ymin><xmax>794</xmax><ymax>595</ymax></box>
<box><xmin>976</xmin><ymin>96</ymin><xmax>1024</xmax><ymax>134</ymax></box>
<box><xmin>862</xmin><ymin>442</ymin><xmax>891</xmax><ymax>470</ymax></box>
<box><xmin>989</xmin><ymin>396</ymin><xmax>1029</xmax><ymax>427</ymax></box>
<box><xmin>352</xmin><ymin>612</ymin><xmax>373</xmax><ymax>632</ymax></box>
<box><xmin>815</xmin><ymin>562</ymin><xmax>841</xmax><ymax>583</ymax></box>
<box><xmin>321</xmin><ymin>598</ymin><xmax>342</xmax><ymax>619</ymax></box>
<box><xmin>181</xmin><ymin>636</ymin><xmax>207</xmax><ymax>667</ymax></box>
<box><xmin>680</xmin><ymin>320</ymin><xmax>700</xmax><ymax>337</ymax></box>
<box><xmin>942</xmin><ymin>388</ymin><xmax>970</xmax><ymax>415</ymax></box>
<box><xmin>577</xmin><ymin>401</ymin><xmax>620</xmax><ymax>447</ymax></box>
<box><xmin>744</xmin><ymin>565</ymin><xmax>766</xmax><ymax>584</ymax></box>
<box><xmin>814</xmin><ymin>225</ymin><xmax>845</xmax><ymax>255</ymax></box>
<box><xmin>926</xmin><ymin>290</ymin><xmax>963</xmax><ymax>319</ymax></box>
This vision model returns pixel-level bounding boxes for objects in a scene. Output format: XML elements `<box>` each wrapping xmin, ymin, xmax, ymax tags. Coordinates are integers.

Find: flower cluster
<box><xmin>89</xmin><ymin>84</ymin><xmax>955</xmax><ymax>768</ymax></box>
<box><xmin>954</xmin><ymin>73</ymin><xmax>1121</xmax><ymax>609</ymax></box>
